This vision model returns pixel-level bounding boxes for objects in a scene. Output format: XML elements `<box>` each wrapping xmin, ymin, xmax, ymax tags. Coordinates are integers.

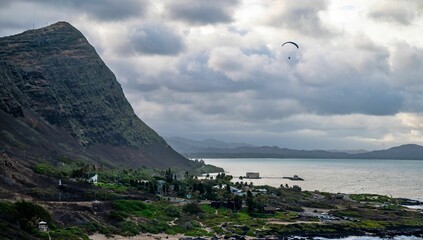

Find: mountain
<box><xmin>185</xmin><ymin>145</ymin><xmax>353</xmax><ymax>159</ymax></box>
<box><xmin>327</xmin><ymin>149</ymin><xmax>368</xmax><ymax>154</ymax></box>
<box><xmin>0</xmin><ymin>22</ymin><xmax>191</xmax><ymax>169</ymax></box>
<box><xmin>355</xmin><ymin>144</ymin><xmax>423</xmax><ymax>160</ymax></box>
<box><xmin>165</xmin><ymin>137</ymin><xmax>254</xmax><ymax>154</ymax></box>
<box><xmin>175</xmin><ymin>138</ymin><xmax>423</xmax><ymax>160</ymax></box>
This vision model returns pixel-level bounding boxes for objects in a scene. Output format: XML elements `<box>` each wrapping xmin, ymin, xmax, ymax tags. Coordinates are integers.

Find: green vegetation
<box><xmin>0</xmin><ymin>201</ymin><xmax>55</xmax><ymax>232</ymax></box>
<box><xmin>34</xmin><ymin>162</ymin><xmax>57</xmax><ymax>176</ymax></box>
<box><xmin>0</xmin><ymin>201</ymin><xmax>90</xmax><ymax>239</ymax></box>
<box><xmin>4</xmin><ymin>157</ymin><xmax>423</xmax><ymax>239</ymax></box>
<box><xmin>96</xmin><ymin>173</ymin><xmax>423</xmax><ymax>238</ymax></box>
<box><xmin>350</xmin><ymin>193</ymin><xmax>396</xmax><ymax>203</ymax></box>
<box><xmin>1</xmin><ymin>130</ymin><xmax>24</xmax><ymax>149</ymax></box>
<box><xmin>48</xmin><ymin>227</ymin><xmax>89</xmax><ymax>240</ymax></box>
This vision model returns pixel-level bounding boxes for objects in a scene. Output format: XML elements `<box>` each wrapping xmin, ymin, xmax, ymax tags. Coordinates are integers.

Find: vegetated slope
<box><xmin>355</xmin><ymin>144</ymin><xmax>423</xmax><ymax>160</ymax></box>
<box><xmin>0</xmin><ymin>21</ymin><xmax>191</xmax><ymax>169</ymax></box>
<box><xmin>186</xmin><ymin>145</ymin><xmax>353</xmax><ymax>159</ymax></box>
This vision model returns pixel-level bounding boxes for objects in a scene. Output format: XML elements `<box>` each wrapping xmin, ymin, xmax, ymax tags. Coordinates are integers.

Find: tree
<box><xmin>246</xmin><ymin>190</ymin><xmax>254</xmax><ymax>213</ymax></box>
<box><xmin>255</xmin><ymin>194</ymin><xmax>268</xmax><ymax>213</ymax></box>
<box><xmin>182</xmin><ymin>202</ymin><xmax>203</xmax><ymax>215</ymax></box>
<box><xmin>165</xmin><ymin>168</ymin><xmax>173</xmax><ymax>183</ymax></box>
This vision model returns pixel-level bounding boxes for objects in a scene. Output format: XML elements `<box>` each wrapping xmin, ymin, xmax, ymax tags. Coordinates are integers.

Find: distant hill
<box><xmin>354</xmin><ymin>144</ymin><xmax>423</xmax><ymax>160</ymax></box>
<box><xmin>327</xmin><ymin>149</ymin><xmax>368</xmax><ymax>154</ymax></box>
<box><xmin>165</xmin><ymin>137</ymin><xmax>254</xmax><ymax>154</ymax></box>
<box><xmin>168</xmin><ymin>138</ymin><xmax>423</xmax><ymax>160</ymax></box>
<box><xmin>0</xmin><ymin>22</ymin><xmax>192</xmax><ymax>169</ymax></box>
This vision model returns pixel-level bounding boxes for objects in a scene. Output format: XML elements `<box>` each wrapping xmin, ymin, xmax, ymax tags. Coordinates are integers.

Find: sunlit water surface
<box><xmin>204</xmin><ymin>158</ymin><xmax>423</xmax><ymax>201</ymax></box>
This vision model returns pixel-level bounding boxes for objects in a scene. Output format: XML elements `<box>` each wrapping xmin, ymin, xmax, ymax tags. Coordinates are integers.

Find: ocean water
<box><xmin>203</xmin><ymin>158</ymin><xmax>423</xmax><ymax>201</ymax></box>
<box><xmin>316</xmin><ymin>236</ymin><xmax>423</xmax><ymax>240</ymax></box>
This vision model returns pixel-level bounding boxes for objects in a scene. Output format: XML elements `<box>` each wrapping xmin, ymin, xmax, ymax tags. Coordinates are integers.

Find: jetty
<box><xmin>240</xmin><ymin>172</ymin><xmax>304</xmax><ymax>181</ymax></box>
<box><xmin>283</xmin><ymin>175</ymin><xmax>304</xmax><ymax>181</ymax></box>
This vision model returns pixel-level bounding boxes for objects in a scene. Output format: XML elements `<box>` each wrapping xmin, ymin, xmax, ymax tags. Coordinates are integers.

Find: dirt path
<box><xmin>90</xmin><ymin>233</ymin><xmax>186</xmax><ymax>240</ymax></box>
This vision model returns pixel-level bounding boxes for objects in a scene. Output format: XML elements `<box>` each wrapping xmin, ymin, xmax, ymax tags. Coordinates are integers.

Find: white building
<box><xmin>38</xmin><ymin>221</ymin><xmax>48</xmax><ymax>232</ymax></box>
<box><xmin>88</xmin><ymin>174</ymin><xmax>98</xmax><ymax>184</ymax></box>
<box><xmin>246</xmin><ymin>172</ymin><xmax>260</xmax><ymax>179</ymax></box>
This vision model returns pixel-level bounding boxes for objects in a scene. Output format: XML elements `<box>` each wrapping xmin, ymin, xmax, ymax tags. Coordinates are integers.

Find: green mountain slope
<box><xmin>0</xmin><ymin>22</ymin><xmax>191</xmax><ymax>169</ymax></box>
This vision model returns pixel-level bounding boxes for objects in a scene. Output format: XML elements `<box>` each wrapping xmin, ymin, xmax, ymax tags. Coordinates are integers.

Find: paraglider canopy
<box><xmin>282</xmin><ymin>41</ymin><xmax>299</xmax><ymax>49</ymax></box>
<box><xmin>281</xmin><ymin>41</ymin><xmax>299</xmax><ymax>60</ymax></box>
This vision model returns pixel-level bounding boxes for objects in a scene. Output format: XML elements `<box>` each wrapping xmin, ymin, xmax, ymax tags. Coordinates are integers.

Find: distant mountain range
<box><xmin>165</xmin><ymin>137</ymin><xmax>423</xmax><ymax>160</ymax></box>
<box><xmin>165</xmin><ymin>137</ymin><xmax>253</xmax><ymax>153</ymax></box>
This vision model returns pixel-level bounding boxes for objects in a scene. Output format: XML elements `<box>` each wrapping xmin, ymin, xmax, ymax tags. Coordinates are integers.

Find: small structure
<box><xmin>213</xmin><ymin>184</ymin><xmax>245</xmax><ymax>196</ymax></box>
<box><xmin>88</xmin><ymin>174</ymin><xmax>98</xmax><ymax>184</ymax></box>
<box><xmin>335</xmin><ymin>193</ymin><xmax>344</xmax><ymax>199</ymax></box>
<box><xmin>246</xmin><ymin>172</ymin><xmax>260</xmax><ymax>179</ymax></box>
<box><xmin>255</xmin><ymin>188</ymin><xmax>267</xmax><ymax>193</ymax></box>
<box><xmin>38</xmin><ymin>221</ymin><xmax>48</xmax><ymax>232</ymax></box>
<box><xmin>157</xmin><ymin>180</ymin><xmax>166</xmax><ymax>194</ymax></box>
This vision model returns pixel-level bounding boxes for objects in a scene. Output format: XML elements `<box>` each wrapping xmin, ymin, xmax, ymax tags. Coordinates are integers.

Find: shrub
<box><xmin>183</xmin><ymin>221</ymin><xmax>193</xmax><ymax>230</ymax></box>
<box><xmin>81</xmin><ymin>222</ymin><xmax>110</xmax><ymax>235</ymax></box>
<box><xmin>109</xmin><ymin>210</ymin><xmax>129</xmax><ymax>222</ymax></box>
<box><xmin>182</xmin><ymin>202</ymin><xmax>203</xmax><ymax>215</ymax></box>
<box><xmin>33</xmin><ymin>162</ymin><xmax>56</xmax><ymax>176</ymax></box>
<box><xmin>118</xmin><ymin>221</ymin><xmax>139</xmax><ymax>236</ymax></box>
<box><xmin>165</xmin><ymin>206</ymin><xmax>181</xmax><ymax>218</ymax></box>
<box><xmin>49</xmin><ymin>227</ymin><xmax>89</xmax><ymax>240</ymax></box>
<box><xmin>112</xmin><ymin>200</ymin><xmax>147</xmax><ymax>212</ymax></box>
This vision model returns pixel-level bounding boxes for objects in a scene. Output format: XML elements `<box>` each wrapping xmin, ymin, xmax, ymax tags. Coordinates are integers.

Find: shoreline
<box><xmin>89</xmin><ymin>232</ymin><xmax>423</xmax><ymax>240</ymax></box>
<box><xmin>89</xmin><ymin>233</ymin><xmax>254</xmax><ymax>240</ymax></box>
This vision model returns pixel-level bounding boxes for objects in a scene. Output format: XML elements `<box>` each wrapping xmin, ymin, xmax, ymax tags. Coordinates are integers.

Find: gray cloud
<box><xmin>369</xmin><ymin>2</ymin><xmax>416</xmax><ymax>25</ymax></box>
<box><xmin>303</xmin><ymin>84</ymin><xmax>403</xmax><ymax>116</ymax></box>
<box><xmin>0</xmin><ymin>0</ymin><xmax>148</xmax><ymax>37</ymax></box>
<box><xmin>390</xmin><ymin>43</ymin><xmax>423</xmax><ymax>112</ymax></box>
<box><xmin>7</xmin><ymin>0</ymin><xmax>147</xmax><ymax>21</ymax></box>
<box><xmin>264</xmin><ymin>0</ymin><xmax>333</xmax><ymax>36</ymax></box>
<box><xmin>116</xmin><ymin>52</ymin><xmax>259</xmax><ymax>94</ymax></box>
<box><xmin>74</xmin><ymin>0</ymin><xmax>147</xmax><ymax>21</ymax></box>
<box><xmin>128</xmin><ymin>24</ymin><xmax>186</xmax><ymax>56</ymax></box>
<box><xmin>165</xmin><ymin>0</ymin><xmax>240</xmax><ymax>25</ymax></box>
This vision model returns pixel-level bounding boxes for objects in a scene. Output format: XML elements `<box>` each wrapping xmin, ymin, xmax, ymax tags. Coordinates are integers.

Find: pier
<box><xmin>237</xmin><ymin>173</ymin><xmax>304</xmax><ymax>181</ymax></box>
<box><xmin>237</xmin><ymin>176</ymin><xmax>288</xmax><ymax>179</ymax></box>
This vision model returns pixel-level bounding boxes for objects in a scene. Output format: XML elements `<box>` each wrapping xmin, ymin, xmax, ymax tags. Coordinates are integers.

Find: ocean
<box><xmin>203</xmin><ymin>158</ymin><xmax>423</xmax><ymax>202</ymax></box>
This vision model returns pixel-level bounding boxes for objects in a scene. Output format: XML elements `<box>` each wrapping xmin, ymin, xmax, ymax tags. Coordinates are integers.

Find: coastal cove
<box><xmin>203</xmin><ymin>158</ymin><xmax>423</xmax><ymax>202</ymax></box>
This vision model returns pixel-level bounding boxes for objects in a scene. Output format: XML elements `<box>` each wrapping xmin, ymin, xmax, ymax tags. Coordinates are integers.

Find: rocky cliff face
<box><xmin>0</xmin><ymin>22</ymin><xmax>191</xmax><ymax>168</ymax></box>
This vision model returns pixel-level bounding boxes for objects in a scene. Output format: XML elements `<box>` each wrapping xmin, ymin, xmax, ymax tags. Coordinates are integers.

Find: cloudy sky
<box><xmin>1</xmin><ymin>0</ymin><xmax>423</xmax><ymax>150</ymax></box>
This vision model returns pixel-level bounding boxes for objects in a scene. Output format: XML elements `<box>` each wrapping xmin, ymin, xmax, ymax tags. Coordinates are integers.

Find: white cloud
<box><xmin>260</xmin><ymin>0</ymin><xmax>333</xmax><ymax>36</ymax></box>
<box><xmin>369</xmin><ymin>1</ymin><xmax>418</xmax><ymax>25</ymax></box>
<box><xmin>208</xmin><ymin>47</ymin><xmax>279</xmax><ymax>82</ymax></box>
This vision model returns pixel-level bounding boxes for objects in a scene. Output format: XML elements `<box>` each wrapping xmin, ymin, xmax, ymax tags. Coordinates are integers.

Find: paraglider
<box><xmin>281</xmin><ymin>41</ymin><xmax>299</xmax><ymax>49</ymax></box>
<box><xmin>281</xmin><ymin>41</ymin><xmax>299</xmax><ymax>60</ymax></box>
